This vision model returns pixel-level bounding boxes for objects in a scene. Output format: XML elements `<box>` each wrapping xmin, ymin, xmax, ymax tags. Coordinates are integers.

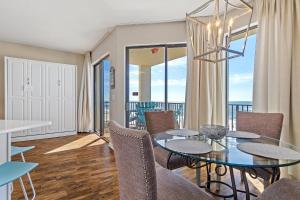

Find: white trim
<box><xmin>92</xmin><ymin>52</ymin><xmax>110</xmax><ymax>66</ymax></box>
<box><xmin>11</xmin><ymin>131</ymin><xmax>77</xmax><ymax>142</ymax></box>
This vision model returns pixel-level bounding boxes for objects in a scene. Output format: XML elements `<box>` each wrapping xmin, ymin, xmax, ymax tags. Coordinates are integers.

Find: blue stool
<box><xmin>0</xmin><ymin>161</ymin><xmax>38</xmax><ymax>200</ymax></box>
<box><xmin>11</xmin><ymin>146</ymin><xmax>37</xmax><ymax>200</ymax></box>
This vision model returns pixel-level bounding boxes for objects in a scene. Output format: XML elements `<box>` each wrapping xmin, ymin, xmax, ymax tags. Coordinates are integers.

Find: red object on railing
<box><xmin>151</xmin><ymin>48</ymin><xmax>159</xmax><ymax>54</ymax></box>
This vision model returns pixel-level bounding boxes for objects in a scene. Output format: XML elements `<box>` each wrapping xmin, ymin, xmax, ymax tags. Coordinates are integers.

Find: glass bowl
<box><xmin>200</xmin><ymin>124</ymin><xmax>228</xmax><ymax>140</ymax></box>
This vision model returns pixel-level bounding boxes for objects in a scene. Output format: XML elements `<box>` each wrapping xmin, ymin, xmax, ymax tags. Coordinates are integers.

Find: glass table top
<box><xmin>153</xmin><ymin>131</ymin><xmax>300</xmax><ymax>168</ymax></box>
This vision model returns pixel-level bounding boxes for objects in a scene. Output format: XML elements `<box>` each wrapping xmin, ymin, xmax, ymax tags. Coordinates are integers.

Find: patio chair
<box><xmin>136</xmin><ymin>102</ymin><xmax>158</xmax><ymax>129</ymax></box>
<box><xmin>108</xmin><ymin>121</ymin><xmax>213</xmax><ymax>200</ymax></box>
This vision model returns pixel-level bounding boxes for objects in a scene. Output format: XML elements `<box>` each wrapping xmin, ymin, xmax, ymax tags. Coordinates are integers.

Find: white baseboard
<box><xmin>12</xmin><ymin>131</ymin><xmax>77</xmax><ymax>142</ymax></box>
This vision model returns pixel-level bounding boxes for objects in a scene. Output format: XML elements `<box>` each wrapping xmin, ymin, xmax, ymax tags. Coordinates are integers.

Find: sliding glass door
<box><xmin>94</xmin><ymin>58</ymin><xmax>110</xmax><ymax>138</ymax></box>
<box><xmin>125</xmin><ymin>44</ymin><xmax>187</xmax><ymax>129</ymax></box>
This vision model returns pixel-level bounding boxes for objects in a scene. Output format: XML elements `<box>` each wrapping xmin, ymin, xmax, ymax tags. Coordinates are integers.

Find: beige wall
<box><xmin>92</xmin><ymin>21</ymin><xmax>187</xmax><ymax>125</ymax></box>
<box><xmin>0</xmin><ymin>41</ymin><xmax>85</xmax><ymax>119</ymax></box>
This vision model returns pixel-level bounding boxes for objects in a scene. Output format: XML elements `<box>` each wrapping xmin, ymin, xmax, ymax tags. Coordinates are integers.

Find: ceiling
<box><xmin>0</xmin><ymin>0</ymin><xmax>207</xmax><ymax>54</ymax></box>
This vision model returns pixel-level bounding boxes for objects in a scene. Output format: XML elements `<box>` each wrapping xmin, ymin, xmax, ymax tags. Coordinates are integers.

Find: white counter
<box><xmin>0</xmin><ymin>120</ymin><xmax>51</xmax><ymax>200</ymax></box>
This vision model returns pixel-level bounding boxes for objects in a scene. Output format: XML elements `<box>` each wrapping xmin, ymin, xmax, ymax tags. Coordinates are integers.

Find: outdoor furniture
<box><xmin>0</xmin><ymin>161</ymin><xmax>38</xmax><ymax>200</ymax></box>
<box><xmin>136</xmin><ymin>102</ymin><xmax>158</xmax><ymax>129</ymax></box>
<box><xmin>258</xmin><ymin>178</ymin><xmax>300</xmax><ymax>200</ymax></box>
<box><xmin>145</xmin><ymin>111</ymin><xmax>186</xmax><ymax>170</ymax></box>
<box><xmin>153</xmin><ymin>128</ymin><xmax>300</xmax><ymax>200</ymax></box>
<box><xmin>11</xmin><ymin>146</ymin><xmax>37</xmax><ymax>200</ymax></box>
<box><xmin>108</xmin><ymin>121</ymin><xmax>213</xmax><ymax>200</ymax></box>
<box><xmin>236</xmin><ymin>112</ymin><xmax>284</xmax><ymax>187</ymax></box>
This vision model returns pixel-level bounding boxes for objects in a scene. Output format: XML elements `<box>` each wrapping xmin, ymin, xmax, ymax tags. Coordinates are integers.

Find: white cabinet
<box><xmin>5</xmin><ymin>57</ymin><xmax>77</xmax><ymax>141</ymax></box>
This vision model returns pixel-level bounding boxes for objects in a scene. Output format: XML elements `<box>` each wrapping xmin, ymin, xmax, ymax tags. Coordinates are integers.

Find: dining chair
<box><xmin>236</xmin><ymin>111</ymin><xmax>284</xmax><ymax>187</ymax></box>
<box><xmin>144</xmin><ymin>111</ymin><xmax>186</xmax><ymax>170</ymax></box>
<box><xmin>108</xmin><ymin>121</ymin><xmax>213</xmax><ymax>200</ymax></box>
<box><xmin>258</xmin><ymin>178</ymin><xmax>300</xmax><ymax>200</ymax></box>
<box><xmin>11</xmin><ymin>146</ymin><xmax>37</xmax><ymax>200</ymax></box>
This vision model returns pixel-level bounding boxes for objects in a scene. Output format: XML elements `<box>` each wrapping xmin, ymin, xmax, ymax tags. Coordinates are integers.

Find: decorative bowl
<box><xmin>200</xmin><ymin>124</ymin><xmax>228</xmax><ymax>140</ymax></box>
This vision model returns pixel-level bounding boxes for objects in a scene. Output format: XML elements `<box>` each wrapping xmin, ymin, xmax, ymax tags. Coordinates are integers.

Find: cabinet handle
<box><xmin>58</xmin><ymin>80</ymin><xmax>61</xmax><ymax>86</ymax></box>
<box><xmin>27</xmin><ymin>77</ymin><xmax>30</xmax><ymax>85</ymax></box>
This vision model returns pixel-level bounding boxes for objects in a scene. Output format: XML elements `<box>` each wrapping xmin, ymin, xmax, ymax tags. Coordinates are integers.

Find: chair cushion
<box><xmin>156</xmin><ymin>165</ymin><xmax>213</xmax><ymax>200</ymax></box>
<box><xmin>154</xmin><ymin>146</ymin><xmax>186</xmax><ymax>170</ymax></box>
<box><xmin>259</xmin><ymin>178</ymin><xmax>300</xmax><ymax>200</ymax></box>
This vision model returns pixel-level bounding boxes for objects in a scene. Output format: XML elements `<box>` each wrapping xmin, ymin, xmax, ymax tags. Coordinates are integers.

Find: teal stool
<box><xmin>11</xmin><ymin>146</ymin><xmax>37</xmax><ymax>200</ymax></box>
<box><xmin>0</xmin><ymin>161</ymin><xmax>38</xmax><ymax>200</ymax></box>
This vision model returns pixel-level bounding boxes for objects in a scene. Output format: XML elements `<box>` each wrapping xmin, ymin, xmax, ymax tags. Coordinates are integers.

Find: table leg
<box><xmin>229</xmin><ymin>166</ymin><xmax>238</xmax><ymax>200</ymax></box>
<box><xmin>196</xmin><ymin>162</ymin><xmax>201</xmax><ymax>186</ymax></box>
<box><xmin>0</xmin><ymin>132</ymin><xmax>11</xmax><ymax>200</ymax></box>
<box><xmin>241</xmin><ymin>169</ymin><xmax>251</xmax><ymax>200</ymax></box>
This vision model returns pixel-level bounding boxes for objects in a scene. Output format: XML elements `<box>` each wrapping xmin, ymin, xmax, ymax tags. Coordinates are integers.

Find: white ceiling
<box><xmin>0</xmin><ymin>0</ymin><xmax>208</xmax><ymax>54</ymax></box>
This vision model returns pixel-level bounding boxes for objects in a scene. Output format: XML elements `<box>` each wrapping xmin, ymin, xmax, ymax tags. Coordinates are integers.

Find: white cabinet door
<box><xmin>6</xmin><ymin>58</ymin><xmax>28</xmax><ymax>137</ymax></box>
<box><xmin>27</xmin><ymin>60</ymin><xmax>45</xmax><ymax>135</ymax></box>
<box><xmin>61</xmin><ymin>65</ymin><xmax>76</xmax><ymax>132</ymax></box>
<box><xmin>45</xmin><ymin>63</ymin><xmax>61</xmax><ymax>133</ymax></box>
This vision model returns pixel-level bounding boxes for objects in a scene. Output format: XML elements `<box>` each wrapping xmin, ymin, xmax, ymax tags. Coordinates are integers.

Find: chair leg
<box><xmin>19</xmin><ymin>177</ymin><xmax>29</xmax><ymax>200</ymax></box>
<box><xmin>26</xmin><ymin>172</ymin><xmax>36</xmax><ymax>200</ymax></box>
<box><xmin>240</xmin><ymin>171</ymin><xmax>245</xmax><ymax>183</ymax></box>
<box><xmin>21</xmin><ymin>152</ymin><xmax>37</xmax><ymax>199</ymax></box>
<box><xmin>216</xmin><ymin>165</ymin><xmax>221</xmax><ymax>191</ymax></box>
<box><xmin>195</xmin><ymin>162</ymin><xmax>201</xmax><ymax>186</ymax></box>
<box><xmin>263</xmin><ymin>179</ymin><xmax>270</xmax><ymax>188</ymax></box>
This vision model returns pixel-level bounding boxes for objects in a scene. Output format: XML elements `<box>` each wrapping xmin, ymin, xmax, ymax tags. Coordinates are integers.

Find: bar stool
<box><xmin>0</xmin><ymin>161</ymin><xmax>38</xmax><ymax>200</ymax></box>
<box><xmin>11</xmin><ymin>146</ymin><xmax>37</xmax><ymax>200</ymax></box>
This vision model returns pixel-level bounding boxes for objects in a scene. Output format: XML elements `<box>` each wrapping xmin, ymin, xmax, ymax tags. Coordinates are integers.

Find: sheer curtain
<box><xmin>253</xmin><ymin>0</ymin><xmax>300</xmax><ymax>178</ymax></box>
<box><xmin>184</xmin><ymin>18</ymin><xmax>226</xmax><ymax>130</ymax></box>
<box><xmin>78</xmin><ymin>53</ymin><xmax>94</xmax><ymax>132</ymax></box>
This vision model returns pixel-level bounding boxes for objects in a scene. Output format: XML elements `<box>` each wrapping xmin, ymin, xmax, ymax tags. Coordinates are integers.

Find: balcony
<box><xmin>114</xmin><ymin>101</ymin><xmax>253</xmax><ymax>130</ymax></box>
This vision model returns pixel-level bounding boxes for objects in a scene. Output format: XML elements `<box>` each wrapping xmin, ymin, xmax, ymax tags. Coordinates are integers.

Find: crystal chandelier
<box><xmin>187</xmin><ymin>0</ymin><xmax>253</xmax><ymax>63</ymax></box>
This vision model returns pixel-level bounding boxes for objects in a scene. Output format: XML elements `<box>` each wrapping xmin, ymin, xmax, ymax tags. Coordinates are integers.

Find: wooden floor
<box><xmin>12</xmin><ymin>134</ymin><xmax>262</xmax><ymax>200</ymax></box>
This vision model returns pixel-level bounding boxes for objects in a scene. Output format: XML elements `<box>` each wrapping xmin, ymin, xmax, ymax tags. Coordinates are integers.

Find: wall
<box><xmin>92</xmin><ymin>21</ymin><xmax>187</xmax><ymax>125</ymax></box>
<box><xmin>0</xmin><ymin>41</ymin><xmax>85</xmax><ymax>118</ymax></box>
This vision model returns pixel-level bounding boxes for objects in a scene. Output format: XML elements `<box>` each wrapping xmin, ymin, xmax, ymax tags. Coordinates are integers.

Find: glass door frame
<box><xmin>93</xmin><ymin>56</ymin><xmax>109</xmax><ymax>136</ymax></box>
<box><xmin>125</xmin><ymin>43</ymin><xmax>187</xmax><ymax>128</ymax></box>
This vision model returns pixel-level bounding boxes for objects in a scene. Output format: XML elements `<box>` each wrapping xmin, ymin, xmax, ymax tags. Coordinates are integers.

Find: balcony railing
<box><xmin>228</xmin><ymin>103</ymin><xmax>252</xmax><ymax>130</ymax></box>
<box><xmin>105</xmin><ymin>101</ymin><xmax>252</xmax><ymax>130</ymax></box>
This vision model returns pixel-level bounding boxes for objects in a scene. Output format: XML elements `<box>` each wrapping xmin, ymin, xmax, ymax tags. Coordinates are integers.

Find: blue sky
<box><xmin>129</xmin><ymin>34</ymin><xmax>256</xmax><ymax>103</ymax></box>
<box><xmin>228</xmin><ymin>34</ymin><xmax>256</xmax><ymax>102</ymax></box>
<box><xmin>129</xmin><ymin>57</ymin><xmax>187</xmax><ymax>102</ymax></box>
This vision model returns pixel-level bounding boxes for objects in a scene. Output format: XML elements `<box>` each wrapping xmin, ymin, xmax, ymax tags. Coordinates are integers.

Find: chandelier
<box><xmin>187</xmin><ymin>0</ymin><xmax>253</xmax><ymax>63</ymax></box>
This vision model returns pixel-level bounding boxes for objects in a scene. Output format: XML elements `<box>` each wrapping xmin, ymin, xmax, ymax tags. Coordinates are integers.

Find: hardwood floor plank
<box><xmin>12</xmin><ymin>134</ymin><xmax>261</xmax><ymax>200</ymax></box>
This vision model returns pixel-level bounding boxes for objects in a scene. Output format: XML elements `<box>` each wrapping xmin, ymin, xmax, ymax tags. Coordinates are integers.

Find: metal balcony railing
<box><xmin>104</xmin><ymin>101</ymin><xmax>252</xmax><ymax>130</ymax></box>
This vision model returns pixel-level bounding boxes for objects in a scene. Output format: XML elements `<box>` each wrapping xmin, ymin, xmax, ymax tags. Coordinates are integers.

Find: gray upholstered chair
<box><xmin>236</xmin><ymin>112</ymin><xmax>284</xmax><ymax>140</ymax></box>
<box><xmin>145</xmin><ymin>111</ymin><xmax>186</xmax><ymax>170</ymax></box>
<box><xmin>236</xmin><ymin>112</ymin><xmax>284</xmax><ymax>187</ymax></box>
<box><xmin>109</xmin><ymin>121</ymin><xmax>213</xmax><ymax>200</ymax></box>
<box><xmin>258</xmin><ymin>178</ymin><xmax>300</xmax><ymax>200</ymax></box>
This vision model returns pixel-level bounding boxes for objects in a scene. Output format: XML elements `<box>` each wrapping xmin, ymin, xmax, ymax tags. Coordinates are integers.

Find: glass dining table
<box><xmin>153</xmin><ymin>130</ymin><xmax>300</xmax><ymax>200</ymax></box>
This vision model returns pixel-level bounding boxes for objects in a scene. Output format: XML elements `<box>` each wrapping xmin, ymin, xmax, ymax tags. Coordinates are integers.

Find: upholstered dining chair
<box><xmin>236</xmin><ymin>111</ymin><xmax>284</xmax><ymax>187</ymax></box>
<box><xmin>144</xmin><ymin>111</ymin><xmax>186</xmax><ymax>170</ymax></box>
<box><xmin>108</xmin><ymin>121</ymin><xmax>213</xmax><ymax>200</ymax></box>
<box><xmin>258</xmin><ymin>178</ymin><xmax>300</xmax><ymax>200</ymax></box>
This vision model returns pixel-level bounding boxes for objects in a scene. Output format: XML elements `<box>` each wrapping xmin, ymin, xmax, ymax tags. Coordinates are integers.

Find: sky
<box><xmin>129</xmin><ymin>56</ymin><xmax>187</xmax><ymax>102</ymax></box>
<box><xmin>128</xmin><ymin>34</ymin><xmax>256</xmax><ymax>103</ymax></box>
<box><xmin>228</xmin><ymin>34</ymin><xmax>256</xmax><ymax>102</ymax></box>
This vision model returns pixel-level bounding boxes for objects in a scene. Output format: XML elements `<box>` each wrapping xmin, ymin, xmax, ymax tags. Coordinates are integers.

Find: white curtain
<box><xmin>184</xmin><ymin>18</ymin><xmax>226</xmax><ymax>130</ymax></box>
<box><xmin>78</xmin><ymin>53</ymin><xmax>94</xmax><ymax>132</ymax></box>
<box><xmin>253</xmin><ymin>0</ymin><xmax>300</xmax><ymax>178</ymax></box>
